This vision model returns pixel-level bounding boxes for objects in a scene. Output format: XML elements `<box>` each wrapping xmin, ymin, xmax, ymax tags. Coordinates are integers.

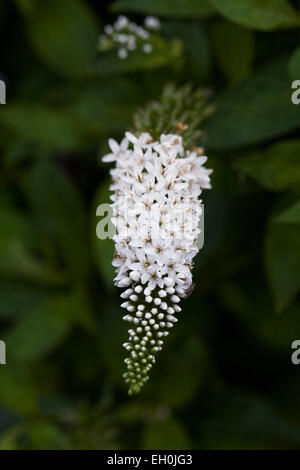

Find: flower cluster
<box><xmin>99</xmin><ymin>15</ymin><xmax>160</xmax><ymax>60</ymax></box>
<box><xmin>103</xmin><ymin>132</ymin><xmax>212</xmax><ymax>394</ymax></box>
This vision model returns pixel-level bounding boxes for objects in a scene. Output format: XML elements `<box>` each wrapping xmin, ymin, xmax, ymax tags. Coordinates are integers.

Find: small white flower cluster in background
<box><xmin>99</xmin><ymin>15</ymin><xmax>160</xmax><ymax>60</ymax></box>
<box><xmin>102</xmin><ymin>131</ymin><xmax>212</xmax><ymax>394</ymax></box>
<box><xmin>144</xmin><ymin>16</ymin><xmax>161</xmax><ymax>31</ymax></box>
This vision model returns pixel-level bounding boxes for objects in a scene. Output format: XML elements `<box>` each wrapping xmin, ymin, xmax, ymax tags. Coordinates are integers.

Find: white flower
<box><xmin>118</xmin><ymin>48</ymin><xmax>128</xmax><ymax>60</ymax></box>
<box><xmin>104</xmin><ymin>25</ymin><xmax>113</xmax><ymax>35</ymax></box>
<box><xmin>125</xmin><ymin>131</ymin><xmax>153</xmax><ymax>147</ymax></box>
<box><xmin>102</xmin><ymin>137</ymin><xmax>129</xmax><ymax>162</ymax></box>
<box><xmin>102</xmin><ymin>131</ymin><xmax>212</xmax><ymax>394</ymax></box>
<box><xmin>115</xmin><ymin>15</ymin><xmax>129</xmax><ymax>30</ymax></box>
<box><xmin>143</xmin><ymin>44</ymin><xmax>153</xmax><ymax>54</ymax></box>
<box><xmin>144</xmin><ymin>16</ymin><xmax>161</xmax><ymax>31</ymax></box>
<box><xmin>100</xmin><ymin>16</ymin><xmax>158</xmax><ymax>61</ymax></box>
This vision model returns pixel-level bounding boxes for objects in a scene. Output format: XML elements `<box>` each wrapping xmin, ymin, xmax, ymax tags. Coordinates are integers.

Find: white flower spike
<box><xmin>102</xmin><ymin>126</ymin><xmax>212</xmax><ymax>394</ymax></box>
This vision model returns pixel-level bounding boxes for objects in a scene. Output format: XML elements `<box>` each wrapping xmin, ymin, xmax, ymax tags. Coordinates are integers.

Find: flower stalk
<box><xmin>102</xmin><ymin>86</ymin><xmax>213</xmax><ymax>394</ymax></box>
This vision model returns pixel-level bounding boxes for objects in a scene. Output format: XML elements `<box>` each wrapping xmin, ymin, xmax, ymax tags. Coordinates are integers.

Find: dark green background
<box><xmin>0</xmin><ymin>0</ymin><xmax>300</xmax><ymax>450</ymax></box>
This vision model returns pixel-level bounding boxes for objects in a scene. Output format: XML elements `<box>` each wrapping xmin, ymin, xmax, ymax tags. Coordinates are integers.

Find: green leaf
<box><xmin>0</xmin><ymin>206</ymin><xmax>63</xmax><ymax>285</ymax></box>
<box><xmin>205</xmin><ymin>60</ymin><xmax>300</xmax><ymax>150</ymax></box>
<box><xmin>0</xmin><ymin>208</ymin><xmax>31</xmax><ymax>257</ymax></box>
<box><xmin>69</xmin><ymin>80</ymin><xmax>142</xmax><ymax>135</ymax></box>
<box><xmin>0</xmin><ymin>366</ymin><xmax>38</xmax><ymax>415</ymax></box>
<box><xmin>0</xmin><ymin>283</ymin><xmax>48</xmax><ymax>319</ymax></box>
<box><xmin>25</xmin><ymin>0</ymin><xmax>98</xmax><ymax>78</ymax></box>
<box><xmin>265</xmin><ymin>218</ymin><xmax>300</xmax><ymax>312</ymax></box>
<box><xmin>201</xmin><ymin>389</ymin><xmax>300</xmax><ymax>449</ymax></box>
<box><xmin>220</xmin><ymin>283</ymin><xmax>300</xmax><ymax>350</ymax></box>
<box><xmin>98</xmin><ymin>298</ymin><xmax>127</xmax><ymax>382</ymax></box>
<box><xmin>235</xmin><ymin>140</ymin><xmax>300</xmax><ymax>192</ymax></box>
<box><xmin>95</xmin><ymin>37</ymin><xmax>182</xmax><ymax>76</ymax></box>
<box><xmin>0</xmin><ymin>243</ymin><xmax>65</xmax><ymax>286</ymax></box>
<box><xmin>91</xmin><ymin>178</ymin><xmax>115</xmax><ymax>290</ymax></box>
<box><xmin>0</xmin><ymin>426</ymin><xmax>22</xmax><ymax>450</ymax></box>
<box><xmin>275</xmin><ymin>199</ymin><xmax>300</xmax><ymax>224</ymax></box>
<box><xmin>0</xmin><ymin>105</ymin><xmax>81</xmax><ymax>151</ymax></box>
<box><xmin>6</xmin><ymin>296</ymin><xmax>71</xmax><ymax>363</ymax></box>
<box><xmin>5</xmin><ymin>290</ymin><xmax>90</xmax><ymax>362</ymax></box>
<box><xmin>146</xmin><ymin>334</ymin><xmax>207</xmax><ymax>408</ymax></box>
<box><xmin>211</xmin><ymin>20</ymin><xmax>254</xmax><ymax>84</ymax></box>
<box><xmin>208</xmin><ymin>0</ymin><xmax>300</xmax><ymax>31</ymax></box>
<box><xmin>27</xmin><ymin>421</ymin><xmax>68</xmax><ymax>450</ymax></box>
<box><xmin>143</xmin><ymin>418</ymin><xmax>192</xmax><ymax>450</ymax></box>
<box><xmin>162</xmin><ymin>21</ymin><xmax>211</xmax><ymax>80</ymax></box>
<box><xmin>112</xmin><ymin>0</ymin><xmax>215</xmax><ymax>18</ymax></box>
<box><xmin>27</xmin><ymin>160</ymin><xmax>90</xmax><ymax>280</ymax></box>
<box><xmin>289</xmin><ymin>46</ymin><xmax>300</xmax><ymax>80</ymax></box>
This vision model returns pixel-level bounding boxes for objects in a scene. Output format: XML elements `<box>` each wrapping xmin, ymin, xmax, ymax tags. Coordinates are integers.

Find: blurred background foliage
<box><xmin>0</xmin><ymin>0</ymin><xmax>300</xmax><ymax>450</ymax></box>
